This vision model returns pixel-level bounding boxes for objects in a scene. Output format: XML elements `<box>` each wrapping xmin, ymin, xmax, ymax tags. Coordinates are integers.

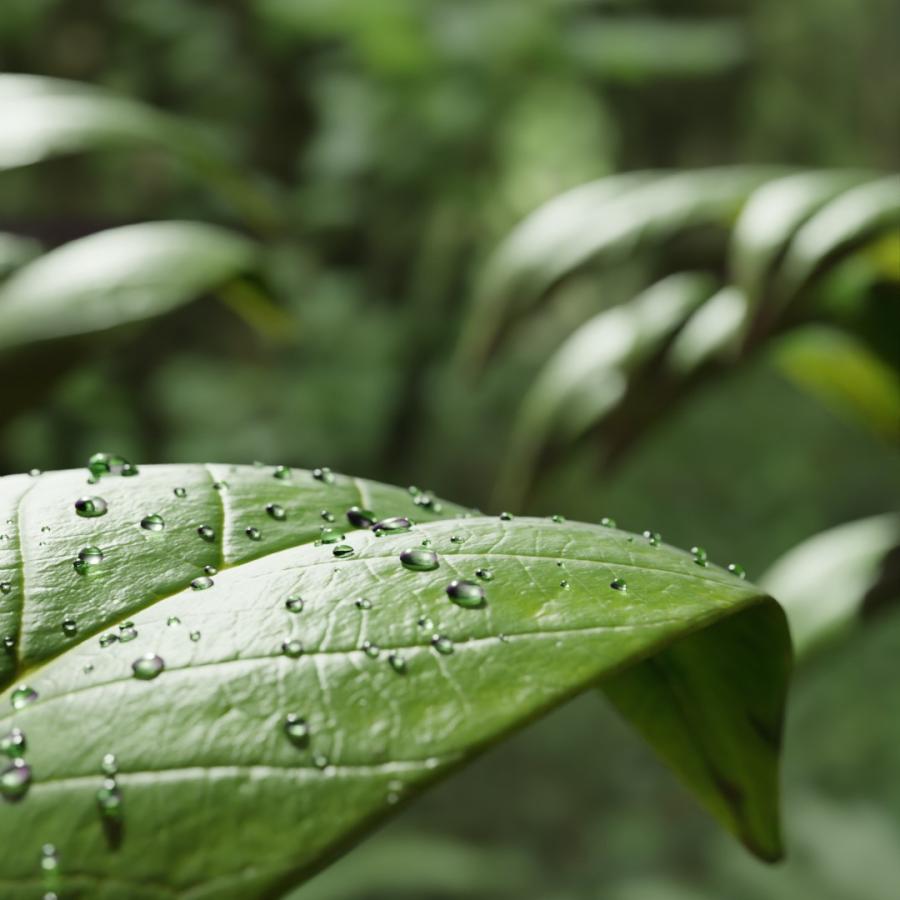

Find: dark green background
<box><xmin>1</xmin><ymin>1</ymin><xmax>898</xmax><ymax>897</ymax></box>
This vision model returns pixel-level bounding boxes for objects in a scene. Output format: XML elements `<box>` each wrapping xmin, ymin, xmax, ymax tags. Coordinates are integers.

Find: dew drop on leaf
<box><xmin>551</xmin><ymin>514</ymin><xmax>565</xmax><ymax>523</ymax></box>
<box><xmin>610</xmin><ymin>577</ymin><xmax>627</xmax><ymax>592</ymax></box>
<box><xmin>10</xmin><ymin>685</ymin><xmax>38</xmax><ymax>710</ymax></box>
<box><xmin>560</xmin><ymin>579</ymin><xmax>570</xmax><ymax>589</ymax></box>
<box><xmin>73</xmin><ymin>545</ymin><xmax>104</xmax><ymax>573</ymax></box>
<box><xmin>61</xmin><ymin>616</ymin><xmax>78</xmax><ymax>636</ymax></box>
<box><xmin>373</xmin><ymin>516</ymin><xmax>411</xmax><ymax>535</ymax></box>
<box><xmin>189</xmin><ymin>630</ymin><xmax>201</xmax><ymax>642</ymax></box>
<box><xmin>0</xmin><ymin>728</ymin><xmax>26</xmax><ymax>758</ymax></box>
<box><xmin>283</xmin><ymin>714</ymin><xmax>310</xmax><ymax>748</ymax></box>
<box><xmin>140</xmin><ymin>513</ymin><xmax>165</xmax><ymax>532</ymax></box>
<box><xmin>362</xmin><ymin>640</ymin><xmax>380</xmax><ymax>658</ymax></box>
<box><xmin>173</xmin><ymin>487</ymin><xmax>187</xmax><ymax>498</ymax></box>
<box><xmin>600</xmin><ymin>517</ymin><xmax>617</xmax><ymax>528</ymax></box>
<box><xmin>346</xmin><ymin>506</ymin><xmax>376</xmax><ymax>528</ymax></box>
<box><xmin>399</xmin><ymin>548</ymin><xmax>439</xmax><ymax>571</ymax></box>
<box><xmin>642</xmin><ymin>530</ymin><xmax>661</xmax><ymax>547</ymax></box>
<box><xmin>132</xmin><ymin>653</ymin><xmax>165</xmax><ymax>681</ymax></box>
<box><xmin>197</xmin><ymin>525</ymin><xmax>216</xmax><ymax>542</ymax></box>
<box><xmin>320</xmin><ymin>509</ymin><xmax>336</xmax><ymax>523</ymax></box>
<box><xmin>273</xmin><ymin>465</ymin><xmax>292</xmax><ymax>480</ymax></box>
<box><xmin>245</xmin><ymin>526</ymin><xmax>262</xmax><ymax>541</ymax></box>
<box><xmin>727</xmin><ymin>563</ymin><xmax>747</xmax><ymax>579</ymax></box>
<box><xmin>167</xmin><ymin>616</ymin><xmax>181</xmax><ymax>627</ymax></box>
<box><xmin>431</xmin><ymin>634</ymin><xmax>454</xmax><ymax>655</ymax></box>
<box><xmin>96</xmin><ymin>777</ymin><xmax>123</xmax><ymax>819</ymax></box>
<box><xmin>475</xmin><ymin>567</ymin><xmax>494</xmax><ymax>581</ymax></box>
<box><xmin>1</xmin><ymin>636</ymin><xmax>13</xmax><ymax>653</ymax></box>
<box><xmin>285</xmin><ymin>595</ymin><xmax>304</xmax><ymax>613</ymax></box>
<box><xmin>203</xmin><ymin>565</ymin><xmax>218</xmax><ymax>576</ymax></box>
<box><xmin>0</xmin><ymin>759</ymin><xmax>31</xmax><ymax>802</ymax></box>
<box><xmin>318</xmin><ymin>526</ymin><xmax>343</xmax><ymax>545</ymax></box>
<box><xmin>355</xmin><ymin>597</ymin><xmax>372</xmax><ymax>610</ymax></box>
<box><xmin>213</xmin><ymin>481</ymin><xmax>228</xmax><ymax>492</ymax></box>
<box><xmin>387</xmin><ymin>652</ymin><xmax>408</xmax><ymax>673</ymax></box>
<box><xmin>191</xmin><ymin>575</ymin><xmax>214</xmax><ymax>591</ymax></box>
<box><xmin>333</xmin><ymin>544</ymin><xmax>354</xmax><ymax>558</ymax></box>
<box><xmin>691</xmin><ymin>546</ymin><xmax>708</xmax><ymax>567</ymax></box>
<box><xmin>282</xmin><ymin>639</ymin><xmax>304</xmax><ymax>658</ymax></box>
<box><xmin>99</xmin><ymin>633</ymin><xmax>118</xmax><ymax>648</ymax></box>
<box><xmin>499</xmin><ymin>511</ymin><xmax>513</xmax><ymax>521</ymax></box>
<box><xmin>446</xmin><ymin>579</ymin><xmax>486</xmax><ymax>609</ymax></box>
<box><xmin>312</xmin><ymin>467</ymin><xmax>334</xmax><ymax>484</ymax></box>
<box><xmin>75</xmin><ymin>496</ymin><xmax>108</xmax><ymax>518</ymax></box>
<box><xmin>0</xmin><ymin>581</ymin><xmax>10</xmax><ymax>594</ymax></box>
<box><xmin>118</xmin><ymin>622</ymin><xmax>138</xmax><ymax>642</ymax></box>
<box><xmin>266</xmin><ymin>503</ymin><xmax>286</xmax><ymax>521</ymax></box>
<box><xmin>101</xmin><ymin>753</ymin><xmax>118</xmax><ymax>776</ymax></box>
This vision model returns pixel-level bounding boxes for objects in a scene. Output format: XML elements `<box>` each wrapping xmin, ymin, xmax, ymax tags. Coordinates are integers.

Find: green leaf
<box><xmin>498</xmin><ymin>273</ymin><xmax>716</xmax><ymax>506</ymax></box>
<box><xmin>762</xmin><ymin>513</ymin><xmax>900</xmax><ymax>655</ymax></box>
<box><xmin>0</xmin><ymin>464</ymin><xmax>790</xmax><ymax>896</ymax></box>
<box><xmin>0</xmin><ymin>223</ymin><xmax>258</xmax><ymax>351</ymax></box>
<box><xmin>728</xmin><ymin>170</ymin><xmax>869</xmax><ymax>311</ymax></box>
<box><xmin>0</xmin><ymin>232</ymin><xmax>40</xmax><ymax>280</ymax></box>
<box><xmin>461</xmin><ymin>167</ymin><xmax>776</xmax><ymax>368</ymax></box>
<box><xmin>775</xmin><ymin>175</ymin><xmax>900</xmax><ymax>302</ymax></box>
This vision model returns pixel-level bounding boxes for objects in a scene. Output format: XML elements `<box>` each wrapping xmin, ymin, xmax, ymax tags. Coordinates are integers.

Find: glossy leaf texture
<box><xmin>0</xmin><ymin>465</ymin><xmax>790</xmax><ymax>897</ymax></box>
<box><xmin>0</xmin><ymin>223</ymin><xmax>258</xmax><ymax>351</ymax></box>
<box><xmin>762</xmin><ymin>513</ymin><xmax>900</xmax><ymax>655</ymax></box>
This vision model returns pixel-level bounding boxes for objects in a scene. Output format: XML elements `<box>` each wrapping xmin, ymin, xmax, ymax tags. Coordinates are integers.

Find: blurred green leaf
<box><xmin>0</xmin><ymin>222</ymin><xmax>258</xmax><ymax>351</ymax></box>
<box><xmin>498</xmin><ymin>273</ymin><xmax>716</xmax><ymax>506</ymax></box>
<box><xmin>773</xmin><ymin>326</ymin><xmax>900</xmax><ymax>443</ymax></box>
<box><xmin>0</xmin><ymin>464</ymin><xmax>788</xmax><ymax>894</ymax></box>
<box><xmin>666</xmin><ymin>286</ymin><xmax>748</xmax><ymax>374</ymax></box>
<box><xmin>762</xmin><ymin>513</ymin><xmax>900</xmax><ymax>655</ymax></box>
<box><xmin>0</xmin><ymin>232</ymin><xmax>41</xmax><ymax>280</ymax></box>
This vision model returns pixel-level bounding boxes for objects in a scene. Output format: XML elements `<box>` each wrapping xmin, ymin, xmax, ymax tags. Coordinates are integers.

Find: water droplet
<box><xmin>727</xmin><ymin>563</ymin><xmax>747</xmax><ymax>579</ymax></box>
<box><xmin>88</xmin><ymin>452</ymin><xmax>134</xmax><ymax>478</ymax></box>
<box><xmin>285</xmin><ymin>595</ymin><xmax>304</xmax><ymax>613</ymax></box>
<box><xmin>2</xmin><ymin>636</ymin><xmax>13</xmax><ymax>652</ymax></box>
<box><xmin>399</xmin><ymin>548</ymin><xmax>439</xmax><ymax>572</ymax></box>
<box><xmin>101</xmin><ymin>753</ymin><xmax>118</xmax><ymax>775</ymax></box>
<box><xmin>189</xmin><ymin>630</ymin><xmax>201</xmax><ymax>642</ymax></box>
<box><xmin>167</xmin><ymin>616</ymin><xmax>181</xmax><ymax>627</ymax></box>
<box><xmin>387</xmin><ymin>652</ymin><xmax>407</xmax><ymax>674</ymax></box>
<box><xmin>96</xmin><ymin>777</ymin><xmax>122</xmax><ymax>819</ymax></box>
<box><xmin>282</xmin><ymin>639</ymin><xmax>304</xmax><ymax>658</ymax></box>
<box><xmin>191</xmin><ymin>575</ymin><xmax>214</xmax><ymax>591</ymax></box>
<box><xmin>373</xmin><ymin>516</ymin><xmax>411</xmax><ymax>535</ymax></box>
<box><xmin>99</xmin><ymin>633</ymin><xmax>118</xmax><ymax>648</ymax></box>
<box><xmin>446</xmin><ymin>579</ymin><xmax>486</xmax><ymax>609</ymax></box>
<box><xmin>610</xmin><ymin>577</ymin><xmax>627</xmax><ymax>591</ymax></box>
<box><xmin>203</xmin><ymin>564</ymin><xmax>218</xmax><ymax>576</ymax></box>
<box><xmin>121</xmin><ymin>462</ymin><xmax>139</xmax><ymax>477</ymax></box>
<box><xmin>417</xmin><ymin>615</ymin><xmax>434</xmax><ymax>630</ymax></box>
<box><xmin>245</xmin><ymin>526</ymin><xmax>262</xmax><ymax>541</ymax></box>
<box><xmin>61</xmin><ymin>616</ymin><xmax>77</xmax><ymax>636</ymax></box>
<box><xmin>28</xmin><ymin>468</ymin><xmax>41</xmax><ymax>477</ymax></box>
<box><xmin>551</xmin><ymin>514</ymin><xmax>566</xmax><ymax>523</ymax></box>
<box><xmin>266</xmin><ymin>503</ymin><xmax>286</xmax><ymax>521</ymax></box>
<box><xmin>273</xmin><ymin>464</ymin><xmax>292</xmax><ymax>480</ymax></box>
<box><xmin>140</xmin><ymin>513</ymin><xmax>165</xmax><ymax>533</ymax></box>
<box><xmin>75</xmin><ymin>496</ymin><xmax>108</xmax><ymax>518</ymax></box>
<box><xmin>197</xmin><ymin>525</ymin><xmax>216</xmax><ymax>542</ymax></box>
<box><xmin>10</xmin><ymin>685</ymin><xmax>37</xmax><ymax>710</ymax></box>
<box><xmin>559</xmin><ymin>579</ymin><xmax>570</xmax><ymax>589</ymax></box>
<box><xmin>355</xmin><ymin>597</ymin><xmax>372</xmax><ymax>610</ymax></box>
<box><xmin>332</xmin><ymin>544</ymin><xmax>354</xmax><ymax>558</ymax></box>
<box><xmin>174</xmin><ymin>487</ymin><xmax>187</xmax><ymax>498</ymax></box>
<box><xmin>132</xmin><ymin>653</ymin><xmax>164</xmax><ymax>680</ymax></box>
<box><xmin>283</xmin><ymin>714</ymin><xmax>310</xmax><ymax>748</ymax></box>
<box><xmin>0</xmin><ymin>758</ymin><xmax>31</xmax><ymax>802</ymax></box>
<box><xmin>499</xmin><ymin>511</ymin><xmax>513</xmax><ymax>521</ymax></box>
<box><xmin>691</xmin><ymin>546</ymin><xmax>708</xmax><ymax>567</ymax></box>
<box><xmin>82</xmin><ymin>663</ymin><xmax>94</xmax><ymax>674</ymax></box>
<box><xmin>313</xmin><ymin>753</ymin><xmax>330</xmax><ymax>770</ymax></box>
<box><xmin>431</xmin><ymin>634</ymin><xmax>454</xmax><ymax>655</ymax></box>
<box><xmin>317</xmin><ymin>526</ymin><xmax>343</xmax><ymax>545</ymax></box>
<box><xmin>118</xmin><ymin>622</ymin><xmax>138</xmax><ymax>642</ymax></box>
<box><xmin>0</xmin><ymin>581</ymin><xmax>10</xmax><ymax>594</ymax></box>
<box><xmin>0</xmin><ymin>728</ymin><xmax>26</xmax><ymax>758</ymax></box>
<box><xmin>449</xmin><ymin>534</ymin><xmax>464</xmax><ymax>544</ymax></box>
<box><xmin>213</xmin><ymin>481</ymin><xmax>228</xmax><ymax>491</ymax></box>
<box><xmin>313</xmin><ymin>467</ymin><xmax>335</xmax><ymax>484</ymax></box>
<box><xmin>73</xmin><ymin>545</ymin><xmax>104</xmax><ymax>574</ymax></box>
<box><xmin>362</xmin><ymin>640</ymin><xmax>380</xmax><ymax>658</ymax></box>
<box><xmin>320</xmin><ymin>509</ymin><xmax>336</xmax><ymax>523</ymax></box>
<box><xmin>346</xmin><ymin>506</ymin><xmax>376</xmax><ymax>528</ymax></box>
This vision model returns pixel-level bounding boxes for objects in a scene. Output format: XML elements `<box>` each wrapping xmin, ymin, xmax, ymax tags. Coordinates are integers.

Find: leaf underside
<box><xmin>0</xmin><ymin>465</ymin><xmax>790</xmax><ymax>897</ymax></box>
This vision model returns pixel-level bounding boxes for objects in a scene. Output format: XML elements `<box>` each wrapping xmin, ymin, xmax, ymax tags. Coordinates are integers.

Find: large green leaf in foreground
<box><xmin>0</xmin><ymin>465</ymin><xmax>790</xmax><ymax>897</ymax></box>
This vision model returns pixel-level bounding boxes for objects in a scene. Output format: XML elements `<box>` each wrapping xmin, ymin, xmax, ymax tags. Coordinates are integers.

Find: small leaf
<box><xmin>762</xmin><ymin>513</ymin><xmax>900</xmax><ymax>655</ymax></box>
<box><xmin>0</xmin><ymin>464</ymin><xmax>790</xmax><ymax>894</ymax></box>
<box><xmin>0</xmin><ymin>222</ymin><xmax>258</xmax><ymax>351</ymax></box>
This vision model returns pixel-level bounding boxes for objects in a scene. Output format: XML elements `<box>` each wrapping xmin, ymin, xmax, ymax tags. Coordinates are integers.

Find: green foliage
<box><xmin>0</xmin><ymin>464</ymin><xmax>788</xmax><ymax>894</ymax></box>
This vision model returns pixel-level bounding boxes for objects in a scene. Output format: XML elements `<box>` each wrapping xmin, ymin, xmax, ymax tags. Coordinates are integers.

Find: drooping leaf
<box><xmin>775</xmin><ymin>175</ymin><xmax>900</xmax><ymax>303</ymax></box>
<box><xmin>728</xmin><ymin>170</ymin><xmax>869</xmax><ymax>311</ymax></box>
<box><xmin>498</xmin><ymin>273</ymin><xmax>716</xmax><ymax>506</ymax></box>
<box><xmin>0</xmin><ymin>464</ymin><xmax>790</xmax><ymax>896</ymax></box>
<box><xmin>665</xmin><ymin>285</ymin><xmax>748</xmax><ymax>374</ymax></box>
<box><xmin>461</xmin><ymin>167</ymin><xmax>776</xmax><ymax>368</ymax></box>
<box><xmin>0</xmin><ymin>223</ymin><xmax>258</xmax><ymax>351</ymax></box>
<box><xmin>762</xmin><ymin>513</ymin><xmax>900</xmax><ymax>655</ymax></box>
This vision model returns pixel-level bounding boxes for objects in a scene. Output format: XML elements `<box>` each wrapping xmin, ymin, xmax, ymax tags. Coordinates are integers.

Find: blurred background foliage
<box><xmin>0</xmin><ymin>1</ymin><xmax>898</xmax><ymax>897</ymax></box>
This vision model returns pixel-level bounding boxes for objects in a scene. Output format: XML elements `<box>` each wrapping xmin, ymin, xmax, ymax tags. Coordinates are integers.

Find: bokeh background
<box><xmin>1</xmin><ymin>1</ymin><xmax>898</xmax><ymax>898</ymax></box>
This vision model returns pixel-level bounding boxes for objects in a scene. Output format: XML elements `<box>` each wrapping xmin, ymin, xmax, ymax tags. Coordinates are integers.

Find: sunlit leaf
<box><xmin>0</xmin><ymin>223</ymin><xmax>258</xmax><ymax>351</ymax></box>
<box><xmin>0</xmin><ymin>464</ymin><xmax>789</xmax><ymax>895</ymax></box>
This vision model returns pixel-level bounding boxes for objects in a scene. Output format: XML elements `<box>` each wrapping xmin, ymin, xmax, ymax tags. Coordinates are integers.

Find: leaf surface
<box><xmin>0</xmin><ymin>465</ymin><xmax>789</xmax><ymax>897</ymax></box>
